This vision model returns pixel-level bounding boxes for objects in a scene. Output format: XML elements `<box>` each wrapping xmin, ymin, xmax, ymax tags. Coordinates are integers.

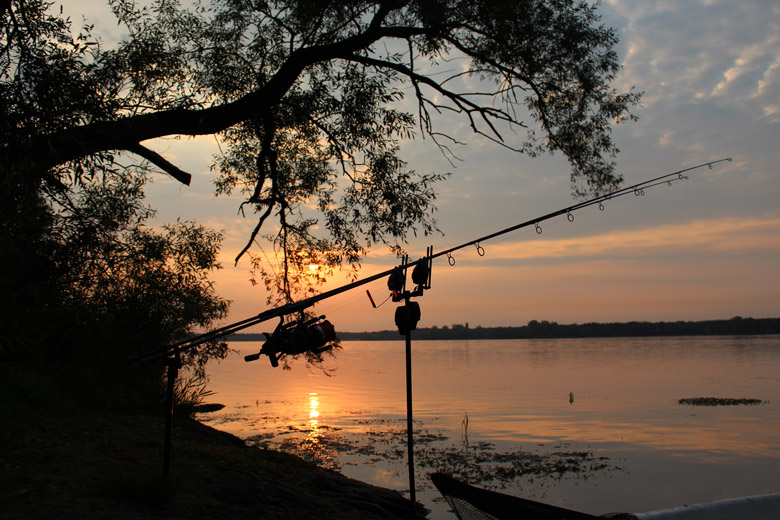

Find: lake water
<box><xmin>197</xmin><ymin>335</ymin><xmax>780</xmax><ymax>518</ymax></box>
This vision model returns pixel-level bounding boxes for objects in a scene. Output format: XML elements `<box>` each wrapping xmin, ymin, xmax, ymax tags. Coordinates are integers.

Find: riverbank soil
<box><xmin>1</xmin><ymin>409</ymin><xmax>427</xmax><ymax>519</ymax></box>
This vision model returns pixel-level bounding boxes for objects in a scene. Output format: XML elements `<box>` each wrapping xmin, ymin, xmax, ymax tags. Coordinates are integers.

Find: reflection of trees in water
<box><xmin>243</xmin><ymin>419</ymin><xmax>621</xmax><ymax>491</ymax></box>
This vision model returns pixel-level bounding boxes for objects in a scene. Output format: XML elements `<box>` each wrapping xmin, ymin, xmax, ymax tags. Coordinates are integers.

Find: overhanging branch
<box><xmin>127</xmin><ymin>143</ymin><xmax>192</xmax><ymax>185</ymax></box>
<box><xmin>339</xmin><ymin>52</ymin><xmax>522</xmax><ymax>143</ymax></box>
<box><xmin>8</xmin><ymin>19</ymin><xmax>425</xmax><ymax>178</ymax></box>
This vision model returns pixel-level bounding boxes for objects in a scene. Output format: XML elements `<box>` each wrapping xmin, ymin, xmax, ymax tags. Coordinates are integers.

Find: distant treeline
<box><xmin>228</xmin><ymin>316</ymin><xmax>780</xmax><ymax>342</ymax></box>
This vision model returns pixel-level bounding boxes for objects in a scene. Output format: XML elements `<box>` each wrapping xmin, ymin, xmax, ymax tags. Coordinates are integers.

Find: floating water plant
<box><xmin>678</xmin><ymin>397</ymin><xmax>765</xmax><ymax>406</ymax></box>
<box><xmin>241</xmin><ymin>418</ymin><xmax>621</xmax><ymax>489</ymax></box>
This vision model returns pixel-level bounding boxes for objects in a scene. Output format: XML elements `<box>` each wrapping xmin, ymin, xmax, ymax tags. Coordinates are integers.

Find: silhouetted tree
<box><xmin>2</xmin><ymin>0</ymin><xmax>640</xmax><ymax>302</ymax></box>
<box><xmin>1</xmin><ymin>162</ymin><xmax>229</xmax><ymax>409</ymax></box>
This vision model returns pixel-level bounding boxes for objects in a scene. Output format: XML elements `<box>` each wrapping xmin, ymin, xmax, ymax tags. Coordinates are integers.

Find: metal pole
<box><xmin>162</xmin><ymin>354</ymin><xmax>180</xmax><ymax>486</ymax></box>
<box><xmin>404</xmin><ymin>326</ymin><xmax>416</xmax><ymax>514</ymax></box>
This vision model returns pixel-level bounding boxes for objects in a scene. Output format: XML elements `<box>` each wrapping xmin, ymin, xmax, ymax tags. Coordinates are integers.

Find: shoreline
<box><xmin>3</xmin><ymin>409</ymin><xmax>427</xmax><ymax>519</ymax></box>
<box><xmin>228</xmin><ymin>317</ymin><xmax>780</xmax><ymax>342</ymax></box>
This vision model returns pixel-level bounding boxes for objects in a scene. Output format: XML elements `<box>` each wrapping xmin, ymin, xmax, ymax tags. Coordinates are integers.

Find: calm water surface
<box><xmin>198</xmin><ymin>335</ymin><xmax>780</xmax><ymax>518</ymax></box>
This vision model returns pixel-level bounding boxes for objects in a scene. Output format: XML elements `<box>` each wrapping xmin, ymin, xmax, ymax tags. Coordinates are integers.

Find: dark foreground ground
<box><xmin>1</xmin><ymin>410</ymin><xmax>427</xmax><ymax>519</ymax></box>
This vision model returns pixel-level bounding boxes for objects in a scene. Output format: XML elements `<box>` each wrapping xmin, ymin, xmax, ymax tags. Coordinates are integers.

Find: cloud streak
<box><xmin>476</xmin><ymin>215</ymin><xmax>780</xmax><ymax>263</ymax></box>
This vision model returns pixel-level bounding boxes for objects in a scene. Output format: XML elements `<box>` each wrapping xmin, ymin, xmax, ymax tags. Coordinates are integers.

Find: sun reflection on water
<box><xmin>300</xmin><ymin>391</ymin><xmax>340</xmax><ymax>469</ymax></box>
<box><xmin>309</xmin><ymin>392</ymin><xmax>320</xmax><ymax>427</ymax></box>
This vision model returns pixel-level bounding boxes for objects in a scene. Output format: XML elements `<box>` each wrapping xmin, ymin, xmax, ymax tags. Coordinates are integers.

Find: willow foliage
<box><xmin>2</xmin><ymin>0</ymin><xmax>640</xmax><ymax>302</ymax></box>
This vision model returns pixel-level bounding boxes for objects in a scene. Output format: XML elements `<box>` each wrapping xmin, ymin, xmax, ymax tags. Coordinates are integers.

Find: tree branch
<box><xmin>7</xmin><ymin>12</ymin><xmax>425</xmax><ymax>178</ymax></box>
<box><xmin>337</xmin><ymin>52</ymin><xmax>521</xmax><ymax>143</ymax></box>
<box><xmin>235</xmin><ymin>203</ymin><xmax>273</xmax><ymax>265</ymax></box>
<box><xmin>127</xmin><ymin>143</ymin><xmax>192</xmax><ymax>185</ymax></box>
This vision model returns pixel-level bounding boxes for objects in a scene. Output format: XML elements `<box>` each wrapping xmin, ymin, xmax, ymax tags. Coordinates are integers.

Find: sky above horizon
<box><xmin>64</xmin><ymin>1</ymin><xmax>780</xmax><ymax>333</ymax></box>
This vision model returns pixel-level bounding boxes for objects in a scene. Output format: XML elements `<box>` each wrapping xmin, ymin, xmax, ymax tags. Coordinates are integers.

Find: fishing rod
<box><xmin>140</xmin><ymin>157</ymin><xmax>731</xmax><ymax>494</ymax></box>
<box><xmin>136</xmin><ymin>157</ymin><xmax>731</xmax><ymax>365</ymax></box>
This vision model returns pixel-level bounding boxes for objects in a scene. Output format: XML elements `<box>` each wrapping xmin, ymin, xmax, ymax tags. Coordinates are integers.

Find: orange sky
<box><xmin>204</xmin><ymin>211</ymin><xmax>780</xmax><ymax>332</ymax></box>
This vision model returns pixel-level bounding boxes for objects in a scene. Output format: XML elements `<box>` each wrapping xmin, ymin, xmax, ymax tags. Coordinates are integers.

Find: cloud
<box><xmin>599</xmin><ymin>0</ymin><xmax>780</xmax><ymax>198</ymax></box>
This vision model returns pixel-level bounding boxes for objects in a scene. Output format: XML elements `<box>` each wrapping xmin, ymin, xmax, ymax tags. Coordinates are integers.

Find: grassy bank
<box><xmin>1</xmin><ymin>372</ymin><xmax>427</xmax><ymax>519</ymax></box>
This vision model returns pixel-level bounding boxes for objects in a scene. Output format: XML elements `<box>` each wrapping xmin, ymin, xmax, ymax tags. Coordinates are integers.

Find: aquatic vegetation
<box><xmin>678</xmin><ymin>397</ymin><xmax>765</xmax><ymax>406</ymax></box>
<box><xmin>241</xmin><ymin>418</ymin><xmax>620</xmax><ymax>490</ymax></box>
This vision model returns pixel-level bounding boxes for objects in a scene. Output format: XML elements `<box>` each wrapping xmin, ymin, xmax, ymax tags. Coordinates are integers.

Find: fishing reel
<box><xmin>388</xmin><ymin>249</ymin><xmax>433</xmax><ymax>302</ymax></box>
<box><xmin>387</xmin><ymin>248</ymin><xmax>433</xmax><ymax>335</ymax></box>
<box><xmin>244</xmin><ymin>314</ymin><xmax>336</xmax><ymax>367</ymax></box>
<box><xmin>365</xmin><ymin>249</ymin><xmax>433</xmax><ymax>334</ymax></box>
